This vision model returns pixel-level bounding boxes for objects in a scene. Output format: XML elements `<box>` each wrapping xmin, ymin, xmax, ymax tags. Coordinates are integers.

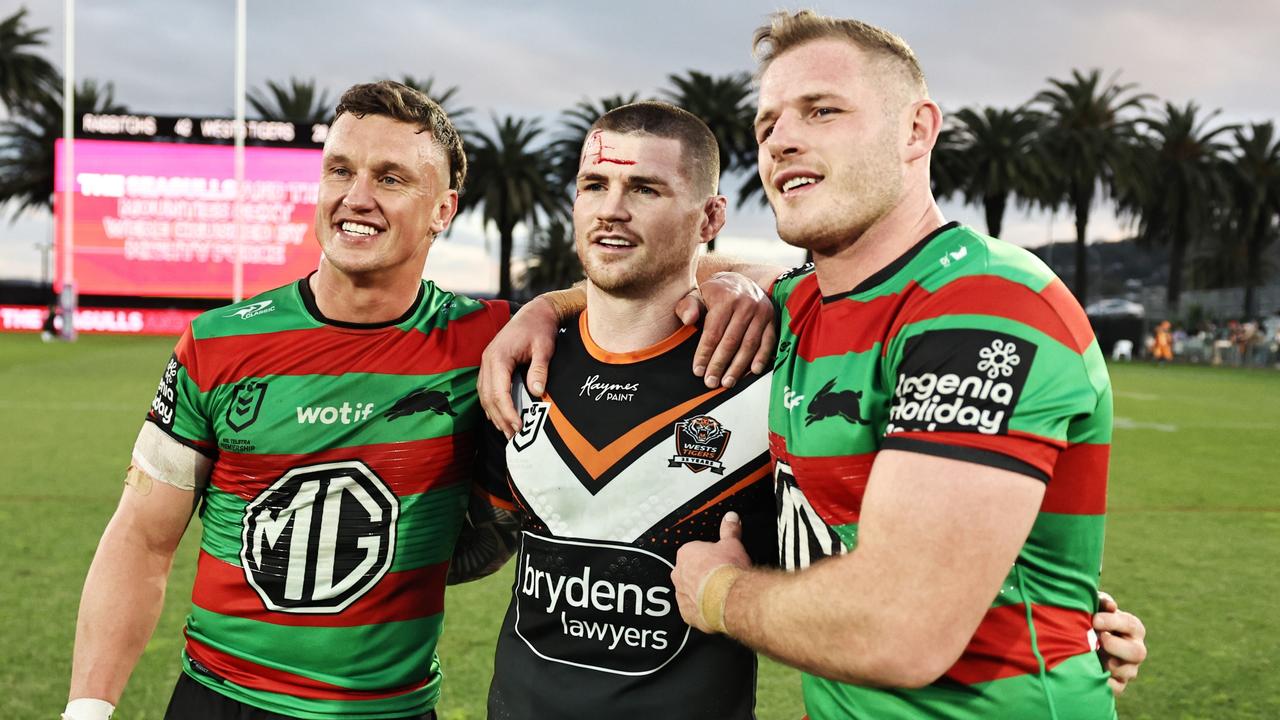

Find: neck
<box><xmin>310</xmin><ymin>260</ymin><xmax>424</xmax><ymax>324</ymax></box>
<box><xmin>812</xmin><ymin>186</ymin><xmax>946</xmax><ymax>297</ymax></box>
<box><xmin>584</xmin><ymin>273</ymin><xmax>694</xmax><ymax>354</ymax></box>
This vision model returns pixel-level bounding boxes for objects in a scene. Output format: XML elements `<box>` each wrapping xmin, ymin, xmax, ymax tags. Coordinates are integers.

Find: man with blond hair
<box><xmin>665</xmin><ymin>11</ymin><xmax>1135</xmax><ymax>719</ymax></box>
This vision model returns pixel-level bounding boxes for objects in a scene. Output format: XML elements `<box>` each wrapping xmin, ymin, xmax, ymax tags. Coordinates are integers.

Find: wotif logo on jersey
<box><xmin>886</xmin><ymin>330</ymin><xmax>1036</xmax><ymax>436</ymax></box>
<box><xmin>296</xmin><ymin>401</ymin><xmax>375</xmax><ymax>425</ymax></box>
<box><xmin>514</xmin><ymin>533</ymin><xmax>690</xmax><ymax>676</ymax></box>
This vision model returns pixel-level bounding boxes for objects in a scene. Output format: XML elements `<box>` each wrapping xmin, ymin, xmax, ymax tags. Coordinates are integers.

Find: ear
<box><xmin>699</xmin><ymin>194</ymin><xmax>728</xmax><ymax>245</ymax></box>
<box><xmin>429</xmin><ymin>188</ymin><xmax>460</xmax><ymax>236</ymax></box>
<box><xmin>904</xmin><ymin>99</ymin><xmax>942</xmax><ymax>164</ymax></box>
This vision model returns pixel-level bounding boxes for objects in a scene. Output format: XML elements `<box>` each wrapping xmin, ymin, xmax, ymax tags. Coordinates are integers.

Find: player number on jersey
<box><xmin>774</xmin><ymin>461</ymin><xmax>849</xmax><ymax>571</ymax></box>
<box><xmin>240</xmin><ymin>460</ymin><xmax>399</xmax><ymax>613</ymax></box>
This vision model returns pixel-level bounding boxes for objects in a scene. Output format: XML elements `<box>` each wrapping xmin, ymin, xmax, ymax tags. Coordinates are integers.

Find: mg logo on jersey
<box><xmin>774</xmin><ymin>461</ymin><xmax>848</xmax><ymax>571</ymax></box>
<box><xmin>226</xmin><ymin>381</ymin><xmax>267</xmax><ymax>432</ymax></box>
<box><xmin>668</xmin><ymin>415</ymin><xmax>731</xmax><ymax>474</ymax></box>
<box><xmin>240</xmin><ymin>460</ymin><xmax>399</xmax><ymax>613</ymax></box>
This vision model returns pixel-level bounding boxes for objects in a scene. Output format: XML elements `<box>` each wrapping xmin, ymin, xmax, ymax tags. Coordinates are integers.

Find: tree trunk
<box><xmin>498</xmin><ymin>224</ymin><xmax>515</xmax><ymax>300</ymax></box>
<box><xmin>1166</xmin><ymin>228</ymin><xmax>1187</xmax><ymax>315</ymax></box>
<box><xmin>1243</xmin><ymin>220</ymin><xmax>1264</xmax><ymax>320</ymax></box>
<box><xmin>984</xmin><ymin>193</ymin><xmax>1007</xmax><ymax>238</ymax></box>
<box><xmin>1073</xmin><ymin>198</ymin><xmax>1091</xmax><ymax>305</ymax></box>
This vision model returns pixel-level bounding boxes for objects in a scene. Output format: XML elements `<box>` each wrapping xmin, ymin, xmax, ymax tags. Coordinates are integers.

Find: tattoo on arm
<box><xmin>447</xmin><ymin>498</ymin><xmax>520</xmax><ymax>585</ymax></box>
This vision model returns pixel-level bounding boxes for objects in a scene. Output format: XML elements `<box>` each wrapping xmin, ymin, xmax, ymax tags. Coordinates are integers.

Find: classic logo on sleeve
<box><xmin>886</xmin><ymin>329</ymin><xmax>1036</xmax><ymax>436</ymax></box>
<box><xmin>668</xmin><ymin>415</ymin><xmax>731</xmax><ymax>474</ymax></box>
<box><xmin>514</xmin><ymin>533</ymin><xmax>689</xmax><ymax>676</ymax></box>
<box><xmin>149</xmin><ymin>354</ymin><xmax>182</xmax><ymax>429</ymax></box>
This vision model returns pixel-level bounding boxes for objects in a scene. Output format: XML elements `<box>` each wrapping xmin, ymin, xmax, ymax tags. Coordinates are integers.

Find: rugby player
<box><xmin>60</xmin><ymin>82</ymin><xmax>772</xmax><ymax>720</ymax></box>
<box><xmin>669</xmin><ymin>11</ymin><xmax>1142</xmax><ymax>718</ymax></box>
<box><xmin>473</xmin><ymin>102</ymin><xmax>779</xmax><ymax>719</ymax></box>
<box><xmin>479</xmin><ymin>12</ymin><xmax>1148</xmax><ymax>719</ymax></box>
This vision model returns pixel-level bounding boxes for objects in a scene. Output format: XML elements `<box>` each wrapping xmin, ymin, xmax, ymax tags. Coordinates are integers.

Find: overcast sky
<box><xmin>2</xmin><ymin>0</ymin><xmax>1278</xmax><ymax>294</ymax></box>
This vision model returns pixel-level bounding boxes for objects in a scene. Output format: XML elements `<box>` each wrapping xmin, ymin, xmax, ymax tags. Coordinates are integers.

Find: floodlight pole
<box><xmin>232</xmin><ymin>0</ymin><xmax>247</xmax><ymax>302</ymax></box>
<box><xmin>61</xmin><ymin>0</ymin><xmax>76</xmax><ymax>339</ymax></box>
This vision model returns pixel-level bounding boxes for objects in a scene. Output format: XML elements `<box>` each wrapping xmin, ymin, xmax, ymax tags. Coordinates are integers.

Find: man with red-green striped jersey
<box><xmin>63</xmin><ymin>81</ymin><xmax>507</xmax><ymax>720</ymax></box>
<box><xmin>672</xmin><ymin>11</ymin><xmax>1134</xmax><ymax>719</ymax></box>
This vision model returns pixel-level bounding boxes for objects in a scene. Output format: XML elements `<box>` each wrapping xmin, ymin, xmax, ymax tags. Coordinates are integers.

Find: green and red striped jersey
<box><xmin>140</xmin><ymin>277</ymin><xmax>510</xmax><ymax>719</ymax></box>
<box><xmin>769</xmin><ymin>223</ymin><xmax>1115</xmax><ymax>719</ymax></box>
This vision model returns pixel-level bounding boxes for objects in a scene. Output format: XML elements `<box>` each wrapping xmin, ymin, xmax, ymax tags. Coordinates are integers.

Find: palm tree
<box><xmin>0</xmin><ymin>7</ymin><xmax>58</xmax><ymax>112</ymax></box>
<box><xmin>462</xmin><ymin>115</ymin><xmax>565</xmax><ymax>300</ymax></box>
<box><xmin>520</xmin><ymin>218</ymin><xmax>582</xmax><ymax>297</ymax></box>
<box><xmin>663</xmin><ymin>71</ymin><xmax>759</xmax><ymax>249</ymax></box>
<box><xmin>1034</xmin><ymin>69</ymin><xmax>1150</xmax><ymax>303</ymax></box>
<box><xmin>1126</xmin><ymin>102</ymin><xmax>1235</xmax><ymax>313</ymax></box>
<box><xmin>552</xmin><ymin>94</ymin><xmax>641</xmax><ymax>192</ymax></box>
<box><xmin>0</xmin><ymin>78</ymin><xmax>126</xmax><ymax>217</ymax></box>
<box><xmin>930</xmin><ymin>118</ymin><xmax>970</xmax><ymax>203</ymax></box>
<box><xmin>395</xmin><ymin>75</ymin><xmax>470</xmax><ymax>127</ymax></box>
<box><xmin>946</xmin><ymin>106</ymin><xmax>1047</xmax><ymax>238</ymax></box>
<box><xmin>247</xmin><ymin>77</ymin><xmax>331</xmax><ymax>123</ymax></box>
<box><xmin>1227</xmin><ymin>122</ymin><xmax>1280</xmax><ymax>318</ymax></box>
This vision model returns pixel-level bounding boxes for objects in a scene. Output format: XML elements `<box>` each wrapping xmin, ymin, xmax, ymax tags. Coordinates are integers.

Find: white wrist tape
<box><xmin>62</xmin><ymin>698</ymin><xmax>115</xmax><ymax>720</ymax></box>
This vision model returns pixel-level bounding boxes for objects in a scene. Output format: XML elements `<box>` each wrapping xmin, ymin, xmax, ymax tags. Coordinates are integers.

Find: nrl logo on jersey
<box><xmin>226</xmin><ymin>300</ymin><xmax>275</xmax><ymax>320</ymax></box>
<box><xmin>668</xmin><ymin>415</ymin><xmax>731</xmax><ymax>474</ymax></box>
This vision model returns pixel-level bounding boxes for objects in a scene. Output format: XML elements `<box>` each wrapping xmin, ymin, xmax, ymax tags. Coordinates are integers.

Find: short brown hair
<box><xmin>590</xmin><ymin>101</ymin><xmax>720</xmax><ymax>195</ymax></box>
<box><xmin>333</xmin><ymin>80</ymin><xmax>467</xmax><ymax>191</ymax></box>
<box><xmin>752</xmin><ymin>10</ymin><xmax>927</xmax><ymax>95</ymax></box>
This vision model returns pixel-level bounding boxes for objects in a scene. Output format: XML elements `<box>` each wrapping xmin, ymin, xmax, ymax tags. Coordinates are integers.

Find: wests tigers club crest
<box><xmin>668</xmin><ymin>415</ymin><xmax>731</xmax><ymax>474</ymax></box>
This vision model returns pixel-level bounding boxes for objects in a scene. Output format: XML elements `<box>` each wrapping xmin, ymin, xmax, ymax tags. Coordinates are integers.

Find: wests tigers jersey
<box><xmin>483</xmin><ymin>313</ymin><xmax>775</xmax><ymax>720</ymax></box>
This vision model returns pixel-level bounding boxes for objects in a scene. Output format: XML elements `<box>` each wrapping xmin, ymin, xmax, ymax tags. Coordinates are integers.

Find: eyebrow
<box><xmin>577</xmin><ymin>172</ymin><xmax>672</xmax><ymax>188</ymax></box>
<box><xmin>323</xmin><ymin>153</ymin><xmax>416</xmax><ymax>178</ymax></box>
<box><xmin>755</xmin><ymin>92</ymin><xmax>844</xmax><ymax>129</ymax></box>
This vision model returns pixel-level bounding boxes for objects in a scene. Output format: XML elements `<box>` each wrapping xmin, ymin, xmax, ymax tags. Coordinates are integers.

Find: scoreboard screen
<box><xmin>54</xmin><ymin>113</ymin><xmax>328</xmax><ymax>299</ymax></box>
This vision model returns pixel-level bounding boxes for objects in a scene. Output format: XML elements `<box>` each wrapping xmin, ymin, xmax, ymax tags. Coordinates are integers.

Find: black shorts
<box><xmin>164</xmin><ymin>672</ymin><xmax>438</xmax><ymax>720</ymax></box>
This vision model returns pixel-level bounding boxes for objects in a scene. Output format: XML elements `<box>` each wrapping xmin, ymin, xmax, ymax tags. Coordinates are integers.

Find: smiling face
<box><xmin>573</xmin><ymin>130</ymin><xmax>723</xmax><ymax>298</ymax></box>
<box><xmin>314</xmin><ymin>112</ymin><xmax>458</xmax><ymax>282</ymax></box>
<box><xmin>755</xmin><ymin>38</ymin><xmax>909</xmax><ymax>253</ymax></box>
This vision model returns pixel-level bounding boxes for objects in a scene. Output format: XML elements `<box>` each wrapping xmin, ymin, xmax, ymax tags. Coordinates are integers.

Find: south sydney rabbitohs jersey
<box><xmin>137</xmin><ymin>277</ymin><xmax>509</xmax><ymax>719</ymax></box>
<box><xmin>770</xmin><ymin>223</ymin><xmax>1116</xmax><ymax>719</ymax></box>
<box><xmin>484</xmin><ymin>314</ymin><xmax>775</xmax><ymax>720</ymax></box>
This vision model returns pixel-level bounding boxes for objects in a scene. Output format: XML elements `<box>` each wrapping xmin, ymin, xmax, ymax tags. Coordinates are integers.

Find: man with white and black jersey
<box><xmin>466</xmin><ymin>102</ymin><xmax>780</xmax><ymax>720</ymax></box>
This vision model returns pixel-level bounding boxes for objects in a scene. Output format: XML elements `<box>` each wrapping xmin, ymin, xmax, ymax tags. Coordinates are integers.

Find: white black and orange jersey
<box><xmin>482</xmin><ymin>312</ymin><xmax>775</xmax><ymax>720</ymax></box>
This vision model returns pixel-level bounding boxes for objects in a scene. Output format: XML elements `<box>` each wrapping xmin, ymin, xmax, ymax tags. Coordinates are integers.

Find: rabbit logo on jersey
<box><xmin>514</xmin><ymin>533</ymin><xmax>689</xmax><ymax>676</ymax></box>
<box><xmin>886</xmin><ymin>329</ymin><xmax>1036</xmax><ymax>436</ymax></box>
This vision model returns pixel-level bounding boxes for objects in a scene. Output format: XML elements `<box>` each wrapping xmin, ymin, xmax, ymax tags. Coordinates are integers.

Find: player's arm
<box><xmin>1095</xmin><ymin>590</ymin><xmax>1148</xmax><ymax>696</ymax></box>
<box><xmin>67</xmin><ymin>438</ymin><xmax>206</xmax><ymax>714</ymax></box>
<box><xmin>672</xmin><ymin>450</ymin><xmax>1044</xmax><ymax>687</ymax></box>
<box><xmin>680</xmin><ymin>254</ymin><xmax>786</xmax><ymax>391</ymax></box>
<box><xmin>448</xmin><ymin>396</ymin><xmax>521</xmax><ymax>584</ymax></box>
<box><xmin>478</xmin><ymin>258</ymin><xmax>783</xmax><ymax>437</ymax></box>
<box><xmin>447</xmin><ymin>492</ymin><xmax>520</xmax><ymax>584</ymax></box>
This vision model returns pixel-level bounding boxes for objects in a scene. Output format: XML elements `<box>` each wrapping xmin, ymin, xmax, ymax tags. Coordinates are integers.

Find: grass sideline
<box><xmin>2</xmin><ymin>333</ymin><xmax>1276</xmax><ymax>718</ymax></box>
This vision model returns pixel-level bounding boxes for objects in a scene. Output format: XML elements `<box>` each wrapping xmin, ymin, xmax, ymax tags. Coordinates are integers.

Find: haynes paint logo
<box><xmin>886</xmin><ymin>330</ymin><xmax>1036</xmax><ymax>436</ymax></box>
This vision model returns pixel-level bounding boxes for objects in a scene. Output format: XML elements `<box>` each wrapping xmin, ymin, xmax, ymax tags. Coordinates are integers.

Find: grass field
<box><xmin>2</xmin><ymin>333</ymin><xmax>1277</xmax><ymax>719</ymax></box>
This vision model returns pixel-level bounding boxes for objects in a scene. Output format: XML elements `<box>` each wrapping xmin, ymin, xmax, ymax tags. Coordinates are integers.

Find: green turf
<box><xmin>3</xmin><ymin>335</ymin><xmax>1277</xmax><ymax>718</ymax></box>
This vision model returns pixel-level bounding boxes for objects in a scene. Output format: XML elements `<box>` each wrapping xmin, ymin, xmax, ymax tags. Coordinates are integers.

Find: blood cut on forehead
<box><xmin>579</xmin><ymin>129</ymin><xmax>639</xmax><ymax>171</ymax></box>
